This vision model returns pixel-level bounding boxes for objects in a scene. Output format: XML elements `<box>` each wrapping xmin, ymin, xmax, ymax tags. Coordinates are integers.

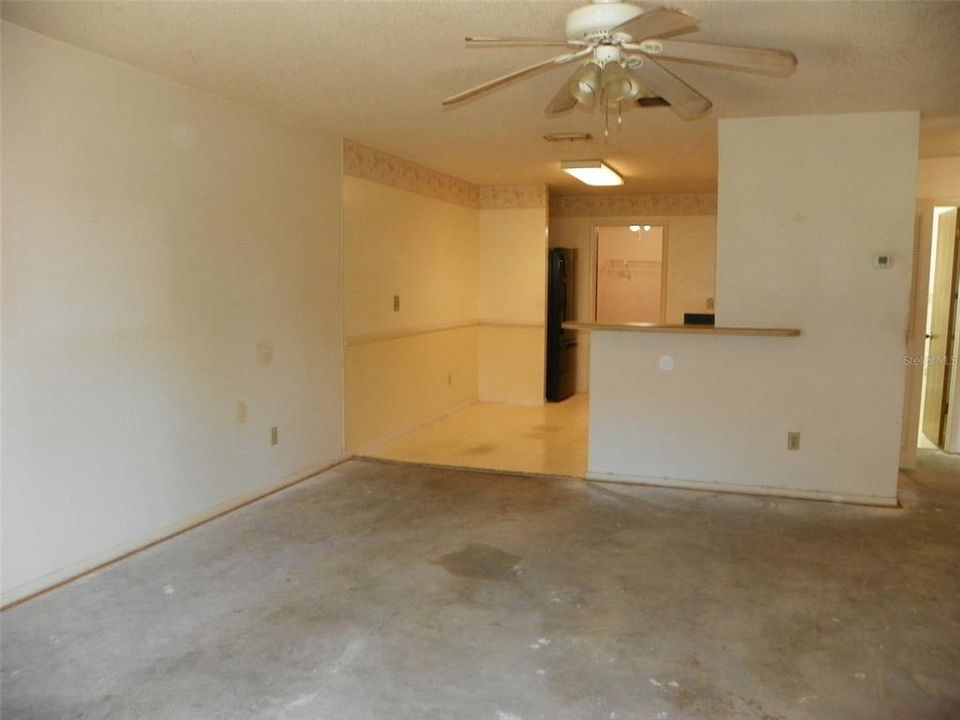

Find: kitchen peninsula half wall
<box><xmin>572</xmin><ymin>112</ymin><xmax>919</xmax><ymax>507</ymax></box>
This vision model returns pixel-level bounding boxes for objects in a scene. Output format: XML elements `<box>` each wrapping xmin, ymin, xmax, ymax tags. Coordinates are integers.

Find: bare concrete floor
<box><xmin>2</xmin><ymin>451</ymin><xmax>958</xmax><ymax>720</ymax></box>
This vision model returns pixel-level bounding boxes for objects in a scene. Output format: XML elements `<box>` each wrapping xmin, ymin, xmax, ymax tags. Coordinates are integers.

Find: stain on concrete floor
<box><xmin>438</xmin><ymin>544</ymin><xmax>521</xmax><ymax>582</ymax></box>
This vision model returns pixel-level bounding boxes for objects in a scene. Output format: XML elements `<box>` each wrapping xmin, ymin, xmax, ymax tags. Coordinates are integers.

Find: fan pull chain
<box><xmin>618</xmin><ymin>100</ymin><xmax>622</xmax><ymax>128</ymax></box>
<box><xmin>604</xmin><ymin>103</ymin><xmax>609</xmax><ymax>140</ymax></box>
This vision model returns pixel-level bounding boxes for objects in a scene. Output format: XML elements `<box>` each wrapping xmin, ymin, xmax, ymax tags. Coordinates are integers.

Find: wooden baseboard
<box><xmin>587</xmin><ymin>471</ymin><xmax>900</xmax><ymax>508</ymax></box>
<box><xmin>357</xmin><ymin>455</ymin><xmax>583</xmax><ymax>482</ymax></box>
<box><xmin>475</xmin><ymin>397</ymin><xmax>545</xmax><ymax>406</ymax></box>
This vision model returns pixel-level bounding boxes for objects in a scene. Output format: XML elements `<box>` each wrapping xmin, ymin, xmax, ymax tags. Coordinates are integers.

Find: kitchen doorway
<box><xmin>595</xmin><ymin>224</ymin><xmax>666</xmax><ymax>323</ymax></box>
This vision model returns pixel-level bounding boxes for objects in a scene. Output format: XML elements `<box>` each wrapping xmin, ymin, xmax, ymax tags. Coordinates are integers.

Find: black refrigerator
<box><xmin>546</xmin><ymin>248</ymin><xmax>578</xmax><ymax>402</ymax></box>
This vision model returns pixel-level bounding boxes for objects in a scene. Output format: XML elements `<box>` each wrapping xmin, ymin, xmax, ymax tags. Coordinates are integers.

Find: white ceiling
<box><xmin>3</xmin><ymin>1</ymin><xmax>959</xmax><ymax>193</ymax></box>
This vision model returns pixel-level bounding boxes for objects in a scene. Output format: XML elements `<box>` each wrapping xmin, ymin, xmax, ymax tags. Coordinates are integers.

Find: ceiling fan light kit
<box><xmin>569</xmin><ymin>62</ymin><xmax>603</xmax><ymax>106</ymax></box>
<box><xmin>443</xmin><ymin>1</ymin><xmax>798</xmax><ymax>123</ymax></box>
<box><xmin>600</xmin><ymin>60</ymin><xmax>642</xmax><ymax>106</ymax></box>
<box><xmin>561</xmin><ymin>160</ymin><xmax>624</xmax><ymax>187</ymax></box>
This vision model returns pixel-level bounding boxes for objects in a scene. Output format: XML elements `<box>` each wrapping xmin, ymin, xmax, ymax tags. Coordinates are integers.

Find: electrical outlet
<box><xmin>393</xmin><ymin>295</ymin><xmax>400</xmax><ymax>312</ymax></box>
<box><xmin>271</xmin><ymin>426</ymin><xmax>279</xmax><ymax>446</ymax></box>
<box><xmin>787</xmin><ymin>432</ymin><xmax>800</xmax><ymax>451</ymax></box>
<box><xmin>447</xmin><ymin>372</ymin><xmax>452</xmax><ymax>386</ymax></box>
<box><xmin>706</xmin><ymin>297</ymin><xmax>715</xmax><ymax>310</ymax></box>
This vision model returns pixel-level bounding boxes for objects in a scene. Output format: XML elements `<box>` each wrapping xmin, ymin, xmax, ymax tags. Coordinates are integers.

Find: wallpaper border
<box><xmin>343</xmin><ymin>140</ymin><xmax>479</xmax><ymax>208</ymax></box>
<box><xmin>478</xmin><ymin>185</ymin><xmax>547</xmax><ymax>210</ymax></box>
<box><xmin>550</xmin><ymin>193</ymin><xmax>718</xmax><ymax>217</ymax></box>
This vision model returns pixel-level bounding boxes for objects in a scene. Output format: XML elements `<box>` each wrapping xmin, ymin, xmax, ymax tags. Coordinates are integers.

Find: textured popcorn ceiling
<box><xmin>3</xmin><ymin>1</ymin><xmax>959</xmax><ymax>192</ymax></box>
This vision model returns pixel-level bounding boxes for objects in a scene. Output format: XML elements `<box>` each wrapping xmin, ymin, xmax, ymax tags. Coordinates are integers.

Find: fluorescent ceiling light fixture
<box><xmin>561</xmin><ymin>160</ymin><xmax>623</xmax><ymax>187</ymax></box>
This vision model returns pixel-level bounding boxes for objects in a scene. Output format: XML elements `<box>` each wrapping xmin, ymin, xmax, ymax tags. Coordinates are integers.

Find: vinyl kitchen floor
<box><xmin>363</xmin><ymin>394</ymin><xmax>589</xmax><ymax>479</ymax></box>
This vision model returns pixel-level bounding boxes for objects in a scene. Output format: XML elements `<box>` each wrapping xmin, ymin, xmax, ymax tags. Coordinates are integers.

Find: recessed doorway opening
<box><xmin>595</xmin><ymin>224</ymin><xmax>666</xmax><ymax>324</ymax></box>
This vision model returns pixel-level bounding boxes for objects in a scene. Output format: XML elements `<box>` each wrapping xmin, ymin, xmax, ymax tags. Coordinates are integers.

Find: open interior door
<box><xmin>922</xmin><ymin>208</ymin><xmax>959</xmax><ymax>446</ymax></box>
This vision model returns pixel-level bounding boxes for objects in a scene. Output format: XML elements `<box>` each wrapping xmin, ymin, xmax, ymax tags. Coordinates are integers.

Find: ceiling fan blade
<box><xmin>443</xmin><ymin>49</ymin><xmax>590</xmax><ymax>106</ymax></box>
<box><xmin>629</xmin><ymin>57</ymin><xmax>712</xmax><ymax>119</ymax></box>
<box><xmin>466</xmin><ymin>37</ymin><xmax>588</xmax><ymax>48</ymax></box>
<box><xmin>545</xmin><ymin>72</ymin><xmax>578</xmax><ymax>115</ymax></box>
<box><xmin>611</xmin><ymin>7</ymin><xmax>699</xmax><ymax>41</ymax></box>
<box><xmin>654</xmin><ymin>40</ymin><xmax>798</xmax><ymax>77</ymax></box>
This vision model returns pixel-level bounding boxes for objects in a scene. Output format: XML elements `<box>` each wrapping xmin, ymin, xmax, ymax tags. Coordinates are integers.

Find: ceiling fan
<box><xmin>442</xmin><ymin>0</ymin><xmax>798</xmax><ymax>121</ymax></box>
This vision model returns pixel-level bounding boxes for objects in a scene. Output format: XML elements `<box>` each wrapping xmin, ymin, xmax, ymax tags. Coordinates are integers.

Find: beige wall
<box><xmin>343</xmin><ymin>176</ymin><xmax>479</xmax><ymax>336</ymax></box>
<box><xmin>588</xmin><ymin>112</ymin><xmax>919</xmax><ymax>504</ymax></box>
<box><xmin>343</xmin><ymin>172</ymin><xmax>550</xmax><ymax>445</ymax></box>
<box><xmin>345</xmin><ymin>326</ymin><xmax>478</xmax><ymax>449</ymax></box>
<box><xmin>1</xmin><ymin>23</ymin><xmax>345</xmax><ymax>602</ymax></box>
<box><xmin>343</xmin><ymin>176</ymin><xmax>479</xmax><ymax>450</ymax></box>
<box><xmin>918</xmin><ymin>157</ymin><xmax>960</xmax><ymax>199</ymax></box>
<box><xmin>478</xmin><ymin>206</ymin><xmax>548</xmax><ymax>404</ymax></box>
<box><xmin>664</xmin><ymin>218</ymin><xmax>717</xmax><ymax>323</ymax></box>
<box><xmin>548</xmin><ymin>213</ymin><xmax>717</xmax><ymax>391</ymax></box>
